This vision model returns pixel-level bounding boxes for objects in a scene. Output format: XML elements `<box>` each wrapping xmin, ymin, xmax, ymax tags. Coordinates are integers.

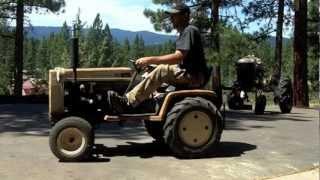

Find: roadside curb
<box><xmin>262</xmin><ymin>167</ymin><xmax>319</xmax><ymax>180</ymax></box>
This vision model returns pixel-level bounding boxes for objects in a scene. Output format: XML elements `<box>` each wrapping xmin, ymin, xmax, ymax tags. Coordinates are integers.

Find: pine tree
<box><xmin>273</xmin><ymin>0</ymin><xmax>285</xmax><ymax>83</ymax></box>
<box><xmin>110</xmin><ymin>39</ymin><xmax>127</xmax><ymax>67</ymax></box>
<box><xmin>1</xmin><ymin>0</ymin><xmax>65</xmax><ymax>96</ymax></box>
<box><xmin>97</xmin><ymin>24</ymin><xmax>113</xmax><ymax>67</ymax></box>
<box><xmin>243</xmin><ymin>0</ymin><xmax>294</xmax><ymax>84</ymax></box>
<box><xmin>0</xmin><ymin>19</ymin><xmax>13</xmax><ymax>95</ymax></box>
<box><xmin>86</xmin><ymin>13</ymin><xmax>105</xmax><ymax>67</ymax></box>
<box><xmin>59</xmin><ymin>21</ymin><xmax>71</xmax><ymax>67</ymax></box>
<box><xmin>131</xmin><ymin>35</ymin><xmax>145</xmax><ymax>59</ymax></box>
<box><xmin>307</xmin><ymin>0</ymin><xmax>319</xmax><ymax>93</ymax></box>
<box><xmin>143</xmin><ymin>0</ymin><xmax>239</xmax><ymax>52</ymax></box>
<box><xmin>24</xmin><ymin>38</ymin><xmax>39</xmax><ymax>73</ymax></box>
<box><xmin>61</xmin><ymin>21</ymin><xmax>70</xmax><ymax>41</ymax></box>
<box><xmin>293</xmin><ymin>0</ymin><xmax>309</xmax><ymax>107</ymax></box>
<box><xmin>36</xmin><ymin>38</ymin><xmax>50</xmax><ymax>79</ymax></box>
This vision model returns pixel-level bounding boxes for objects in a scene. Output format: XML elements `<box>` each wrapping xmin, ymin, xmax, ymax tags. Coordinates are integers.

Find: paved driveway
<box><xmin>0</xmin><ymin>104</ymin><xmax>318</xmax><ymax>180</ymax></box>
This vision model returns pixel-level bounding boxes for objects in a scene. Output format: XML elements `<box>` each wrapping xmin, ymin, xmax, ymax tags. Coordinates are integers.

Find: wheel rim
<box><xmin>57</xmin><ymin>128</ymin><xmax>86</xmax><ymax>156</ymax></box>
<box><xmin>178</xmin><ymin>110</ymin><xmax>214</xmax><ymax>148</ymax></box>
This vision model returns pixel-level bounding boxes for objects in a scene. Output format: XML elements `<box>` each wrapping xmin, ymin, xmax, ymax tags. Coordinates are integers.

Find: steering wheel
<box><xmin>129</xmin><ymin>59</ymin><xmax>157</xmax><ymax>73</ymax></box>
<box><xmin>125</xmin><ymin>59</ymin><xmax>157</xmax><ymax>94</ymax></box>
<box><xmin>125</xmin><ymin>59</ymin><xmax>142</xmax><ymax>94</ymax></box>
<box><xmin>128</xmin><ymin>59</ymin><xmax>141</xmax><ymax>73</ymax></box>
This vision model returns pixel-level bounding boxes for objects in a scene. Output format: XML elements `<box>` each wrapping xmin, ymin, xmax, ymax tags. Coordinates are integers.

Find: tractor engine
<box><xmin>235</xmin><ymin>55</ymin><xmax>265</xmax><ymax>91</ymax></box>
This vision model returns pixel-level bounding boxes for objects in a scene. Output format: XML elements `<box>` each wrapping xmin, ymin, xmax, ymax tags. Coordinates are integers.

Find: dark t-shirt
<box><xmin>176</xmin><ymin>25</ymin><xmax>207</xmax><ymax>75</ymax></box>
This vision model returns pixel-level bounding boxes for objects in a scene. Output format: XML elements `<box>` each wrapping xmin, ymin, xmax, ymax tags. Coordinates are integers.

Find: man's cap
<box><xmin>165</xmin><ymin>3</ymin><xmax>190</xmax><ymax>15</ymax></box>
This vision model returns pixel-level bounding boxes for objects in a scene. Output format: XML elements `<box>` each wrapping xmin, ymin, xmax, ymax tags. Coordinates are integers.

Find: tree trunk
<box><xmin>318</xmin><ymin>3</ymin><xmax>320</xmax><ymax>99</ymax></box>
<box><xmin>272</xmin><ymin>0</ymin><xmax>285</xmax><ymax>84</ymax></box>
<box><xmin>14</xmin><ymin>0</ymin><xmax>24</xmax><ymax>97</ymax></box>
<box><xmin>293</xmin><ymin>0</ymin><xmax>309</xmax><ymax>107</ymax></box>
<box><xmin>211</xmin><ymin>0</ymin><xmax>220</xmax><ymax>52</ymax></box>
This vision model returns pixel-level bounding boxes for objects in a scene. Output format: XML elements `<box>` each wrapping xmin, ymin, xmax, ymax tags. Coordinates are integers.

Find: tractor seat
<box><xmin>170</xmin><ymin>65</ymin><xmax>213</xmax><ymax>91</ymax></box>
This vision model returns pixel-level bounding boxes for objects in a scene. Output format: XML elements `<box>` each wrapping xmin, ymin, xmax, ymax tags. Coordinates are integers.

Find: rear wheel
<box><xmin>164</xmin><ymin>97</ymin><xmax>223</xmax><ymax>158</ymax></box>
<box><xmin>49</xmin><ymin>116</ymin><xmax>94</xmax><ymax>162</ymax></box>
<box><xmin>279</xmin><ymin>95</ymin><xmax>292</xmax><ymax>113</ymax></box>
<box><xmin>278</xmin><ymin>77</ymin><xmax>293</xmax><ymax>113</ymax></box>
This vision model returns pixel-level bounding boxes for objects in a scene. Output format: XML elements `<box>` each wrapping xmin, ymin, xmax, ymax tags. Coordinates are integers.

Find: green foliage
<box><xmin>307</xmin><ymin>0</ymin><xmax>319</xmax><ymax>92</ymax></box>
<box><xmin>131</xmin><ymin>35</ymin><xmax>145</xmax><ymax>58</ymax></box>
<box><xmin>0</xmin><ymin>63</ymin><xmax>11</xmax><ymax>95</ymax></box>
<box><xmin>282</xmin><ymin>39</ymin><xmax>293</xmax><ymax>77</ymax></box>
<box><xmin>98</xmin><ymin>24</ymin><xmax>113</xmax><ymax>67</ymax></box>
<box><xmin>0</xmin><ymin>5</ymin><xmax>316</xmax><ymax>100</ymax></box>
<box><xmin>143</xmin><ymin>0</ymin><xmax>219</xmax><ymax>33</ymax></box>
<box><xmin>205</xmin><ymin>26</ymin><xmax>274</xmax><ymax>85</ymax></box>
<box><xmin>0</xmin><ymin>19</ymin><xmax>14</xmax><ymax>95</ymax></box>
<box><xmin>242</xmin><ymin>0</ymin><xmax>294</xmax><ymax>35</ymax></box>
<box><xmin>0</xmin><ymin>0</ymin><xmax>65</xmax><ymax>15</ymax></box>
<box><xmin>0</xmin><ymin>0</ymin><xmax>66</xmax><ymax>96</ymax></box>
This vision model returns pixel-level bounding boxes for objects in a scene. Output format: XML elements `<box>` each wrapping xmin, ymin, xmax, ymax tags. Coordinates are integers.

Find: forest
<box><xmin>0</xmin><ymin>0</ymin><xmax>318</xmax><ymax>106</ymax></box>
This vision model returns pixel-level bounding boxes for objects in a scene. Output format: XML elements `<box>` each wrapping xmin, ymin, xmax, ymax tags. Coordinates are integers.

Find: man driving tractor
<box><xmin>108</xmin><ymin>3</ymin><xmax>209</xmax><ymax>114</ymax></box>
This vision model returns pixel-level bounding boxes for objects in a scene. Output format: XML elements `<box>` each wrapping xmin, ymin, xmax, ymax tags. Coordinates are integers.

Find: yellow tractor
<box><xmin>48</xmin><ymin>35</ymin><xmax>224</xmax><ymax>162</ymax></box>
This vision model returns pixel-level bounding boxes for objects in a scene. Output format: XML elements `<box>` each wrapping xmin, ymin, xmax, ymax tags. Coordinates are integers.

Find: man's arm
<box><xmin>136</xmin><ymin>49</ymin><xmax>187</xmax><ymax>67</ymax></box>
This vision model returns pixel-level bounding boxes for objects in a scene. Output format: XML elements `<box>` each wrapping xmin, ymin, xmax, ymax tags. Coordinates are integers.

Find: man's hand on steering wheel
<box><xmin>136</xmin><ymin>57</ymin><xmax>153</xmax><ymax>68</ymax></box>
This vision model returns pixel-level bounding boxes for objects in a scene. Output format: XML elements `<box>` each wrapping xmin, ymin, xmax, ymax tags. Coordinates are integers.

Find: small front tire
<box><xmin>254</xmin><ymin>95</ymin><xmax>266</xmax><ymax>115</ymax></box>
<box><xmin>49</xmin><ymin>116</ymin><xmax>94</xmax><ymax>162</ymax></box>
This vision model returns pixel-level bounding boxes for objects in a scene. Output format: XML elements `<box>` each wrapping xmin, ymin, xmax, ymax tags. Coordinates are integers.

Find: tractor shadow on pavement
<box><xmin>224</xmin><ymin>109</ymin><xmax>314</xmax><ymax>131</ymax></box>
<box><xmin>87</xmin><ymin>141</ymin><xmax>256</xmax><ymax>162</ymax></box>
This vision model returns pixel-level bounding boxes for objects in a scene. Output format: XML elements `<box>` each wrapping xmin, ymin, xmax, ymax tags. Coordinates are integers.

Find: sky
<box><xmin>28</xmin><ymin>0</ymin><xmax>165</xmax><ymax>33</ymax></box>
<box><xmin>26</xmin><ymin>0</ymin><xmax>292</xmax><ymax>37</ymax></box>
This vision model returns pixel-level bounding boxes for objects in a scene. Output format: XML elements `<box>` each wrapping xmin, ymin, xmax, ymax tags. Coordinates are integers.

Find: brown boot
<box><xmin>107</xmin><ymin>90</ymin><xmax>131</xmax><ymax>114</ymax></box>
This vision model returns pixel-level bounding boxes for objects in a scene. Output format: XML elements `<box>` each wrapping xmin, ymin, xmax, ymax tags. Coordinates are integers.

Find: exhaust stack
<box><xmin>71</xmin><ymin>24</ymin><xmax>79</xmax><ymax>83</ymax></box>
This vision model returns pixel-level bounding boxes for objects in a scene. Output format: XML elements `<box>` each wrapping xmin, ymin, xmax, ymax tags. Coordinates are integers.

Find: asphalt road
<box><xmin>0</xmin><ymin>104</ymin><xmax>318</xmax><ymax>180</ymax></box>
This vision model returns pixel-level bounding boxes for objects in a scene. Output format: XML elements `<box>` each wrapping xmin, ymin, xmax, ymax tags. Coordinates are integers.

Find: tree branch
<box><xmin>0</xmin><ymin>34</ymin><xmax>14</xmax><ymax>39</ymax></box>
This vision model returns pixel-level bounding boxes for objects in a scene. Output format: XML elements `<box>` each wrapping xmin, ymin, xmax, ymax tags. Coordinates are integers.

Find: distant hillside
<box><xmin>25</xmin><ymin>26</ymin><xmax>176</xmax><ymax>45</ymax></box>
<box><xmin>25</xmin><ymin>26</ymin><xmax>290</xmax><ymax>47</ymax></box>
<box><xmin>267</xmin><ymin>36</ymin><xmax>291</xmax><ymax>47</ymax></box>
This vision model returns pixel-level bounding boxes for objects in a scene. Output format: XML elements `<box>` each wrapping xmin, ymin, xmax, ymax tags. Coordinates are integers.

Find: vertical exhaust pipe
<box><xmin>70</xmin><ymin>24</ymin><xmax>80</xmax><ymax>111</ymax></box>
<box><xmin>71</xmin><ymin>24</ymin><xmax>79</xmax><ymax>83</ymax></box>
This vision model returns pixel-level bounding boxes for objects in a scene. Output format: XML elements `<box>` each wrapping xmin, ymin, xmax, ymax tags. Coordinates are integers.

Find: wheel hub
<box><xmin>178</xmin><ymin>111</ymin><xmax>214</xmax><ymax>148</ymax></box>
<box><xmin>57</xmin><ymin>128</ymin><xmax>86</xmax><ymax>155</ymax></box>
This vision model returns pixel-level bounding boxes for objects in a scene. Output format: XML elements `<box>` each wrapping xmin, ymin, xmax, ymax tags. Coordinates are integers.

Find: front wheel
<box><xmin>227</xmin><ymin>94</ymin><xmax>243</xmax><ymax>110</ymax></box>
<box><xmin>254</xmin><ymin>94</ymin><xmax>266</xmax><ymax>115</ymax></box>
<box><xmin>164</xmin><ymin>97</ymin><xmax>223</xmax><ymax>158</ymax></box>
<box><xmin>49</xmin><ymin>116</ymin><xmax>94</xmax><ymax>162</ymax></box>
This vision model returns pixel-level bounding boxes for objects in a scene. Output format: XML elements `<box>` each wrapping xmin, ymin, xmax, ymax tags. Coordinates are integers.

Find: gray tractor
<box><xmin>226</xmin><ymin>55</ymin><xmax>293</xmax><ymax>114</ymax></box>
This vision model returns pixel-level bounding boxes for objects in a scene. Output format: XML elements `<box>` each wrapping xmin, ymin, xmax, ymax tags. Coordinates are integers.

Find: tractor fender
<box><xmin>152</xmin><ymin>90</ymin><xmax>220</xmax><ymax>122</ymax></box>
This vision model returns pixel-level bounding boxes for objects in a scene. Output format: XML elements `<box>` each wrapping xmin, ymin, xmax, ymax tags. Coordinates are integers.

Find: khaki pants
<box><xmin>126</xmin><ymin>64</ymin><xmax>204</xmax><ymax>107</ymax></box>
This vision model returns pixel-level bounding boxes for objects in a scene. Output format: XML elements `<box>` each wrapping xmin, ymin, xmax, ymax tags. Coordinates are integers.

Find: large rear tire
<box><xmin>278</xmin><ymin>77</ymin><xmax>293</xmax><ymax>113</ymax></box>
<box><xmin>164</xmin><ymin>97</ymin><xmax>223</xmax><ymax>158</ymax></box>
<box><xmin>49</xmin><ymin>117</ymin><xmax>94</xmax><ymax>162</ymax></box>
<box><xmin>279</xmin><ymin>96</ymin><xmax>293</xmax><ymax>113</ymax></box>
